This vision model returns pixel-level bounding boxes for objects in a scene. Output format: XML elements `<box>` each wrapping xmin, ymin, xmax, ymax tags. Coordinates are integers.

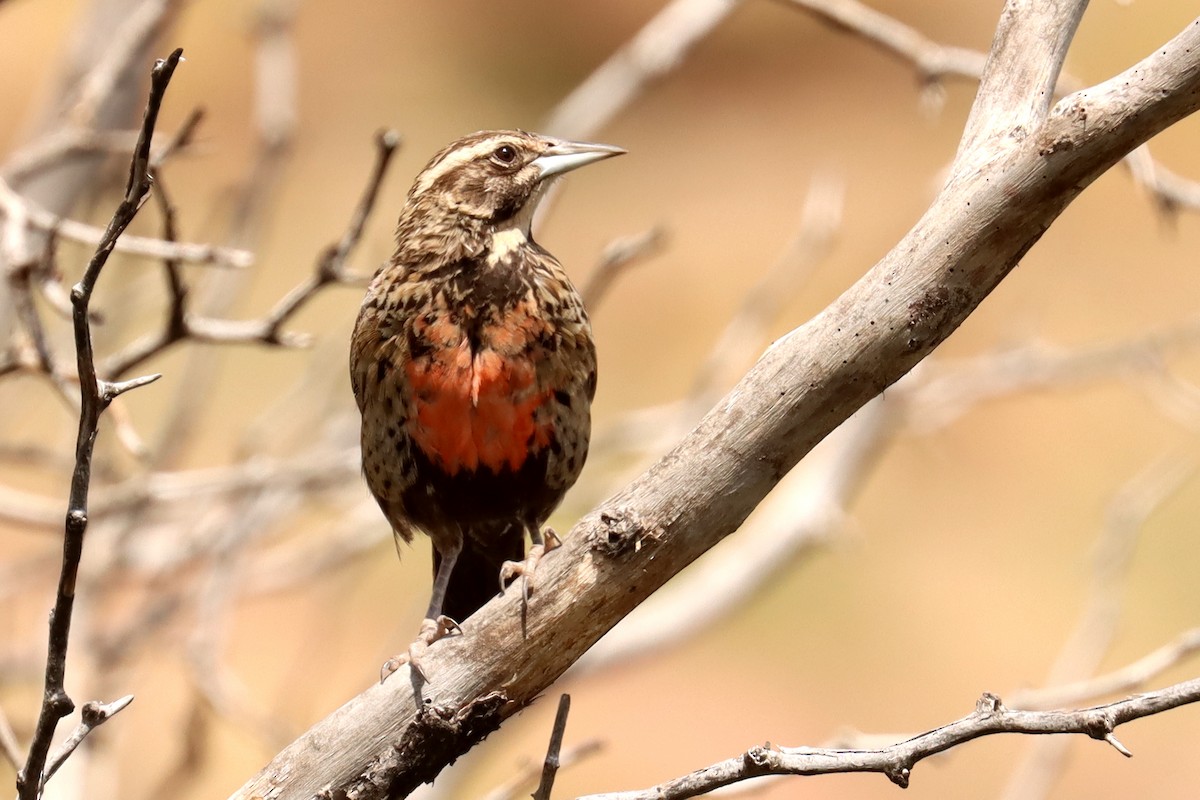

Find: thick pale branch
<box><xmin>954</xmin><ymin>0</ymin><xmax>1086</xmax><ymax>168</ymax></box>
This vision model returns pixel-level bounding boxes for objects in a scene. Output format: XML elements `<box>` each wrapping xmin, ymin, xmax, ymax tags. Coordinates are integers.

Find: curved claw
<box><xmin>500</xmin><ymin>527</ymin><xmax>561</xmax><ymax>603</ymax></box>
<box><xmin>380</xmin><ymin>615</ymin><xmax>461</xmax><ymax>683</ymax></box>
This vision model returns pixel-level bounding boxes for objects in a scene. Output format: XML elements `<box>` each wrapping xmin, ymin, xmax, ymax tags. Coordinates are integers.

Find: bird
<box><xmin>350</xmin><ymin>130</ymin><xmax>623</xmax><ymax>678</ymax></box>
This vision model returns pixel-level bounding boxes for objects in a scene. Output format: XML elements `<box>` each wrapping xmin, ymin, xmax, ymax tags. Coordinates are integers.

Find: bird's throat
<box><xmin>487</xmin><ymin>227</ymin><xmax>530</xmax><ymax>265</ymax></box>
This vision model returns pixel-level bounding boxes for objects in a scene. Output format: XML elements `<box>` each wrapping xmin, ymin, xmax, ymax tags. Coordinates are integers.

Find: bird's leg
<box><xmin>499</xmin><ymin>524</ymin><xmax>561</xmax><ymax>603</ymax></box>
<box><xmin>381</xmin><ymin>537</ymin><xmax>463</xmax><ymax>683</ymax></box>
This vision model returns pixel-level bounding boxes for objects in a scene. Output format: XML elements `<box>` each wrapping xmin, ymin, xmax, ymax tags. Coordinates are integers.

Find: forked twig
<box><xmin>16</xmin><ymin>48</ymin><xmax>183</xmax><ymax>800</ymax></box>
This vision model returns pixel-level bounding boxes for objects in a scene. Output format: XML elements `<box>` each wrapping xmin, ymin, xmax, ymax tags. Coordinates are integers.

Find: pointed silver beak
<box><xmin>532</xmin><ymin>139</ymin><xmax>626</xmax><ymax>180</ymax></box>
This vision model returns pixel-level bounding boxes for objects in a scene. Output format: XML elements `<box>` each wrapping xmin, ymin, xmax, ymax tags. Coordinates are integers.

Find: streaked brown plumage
<box><xmin>350</xmin><ymin>130</ymin><xmax>623</xmax><ymax>675</ymax></box>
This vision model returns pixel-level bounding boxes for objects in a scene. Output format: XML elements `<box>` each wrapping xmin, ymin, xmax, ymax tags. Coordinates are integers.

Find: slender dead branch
<box><xmin>16</xmin><ymin>48</ymin><xmax>182</xmax><ymax>800</ymax></box>
<box><xmin>251</xmin><ymin>127</ymin><xmax>399</xmax><ymax>340</ymax></box>
<box><xmin>591</xmin><ymin>173</ymin><xmax>843</xmax><ymax>463</ymax></box>
<box><xmin>1124</xmin><ymin>143</ymin><xmax>1200</xmax><ymax>214</ymax></box>
<box><xmin>536</xmin><ymin>0</ymin><xmax>738</xmax><ymax>226</ymax></box>
<box><xmin>3</xmin><ymin>128</ymin><xmax>143</xmax><ymax>184</ymax></box>
<box><xmin>999</xmin><ymin>451</ymin><xmax>1197</xmax><ymax>800</ymax></box>
<box><xmin>575</xmin><ymin>684</ymin><xmax>1200</xmax><ymax>799</ymax></box>
<box><xmin>1011</xmin><ymin>626</ymin><xmax>1200</xmax><ymax>710</ymax></box>
<box><xmin>776</xmin><ymin>0</ymin><xmax>989</xmax><ymax>87</ymax></box>
<box><xmin>0</xmin><ymin>176</ymin><xmax>252</xmax><ymax>268</ymax></box>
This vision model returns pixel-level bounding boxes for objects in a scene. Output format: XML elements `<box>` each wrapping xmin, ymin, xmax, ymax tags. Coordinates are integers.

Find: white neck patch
<box><xmin>488</xmin><ymin>227</ymin><xmax>529</xmax><ymax>264</ymax></box>
<box><xmin>486</xmin><ymin>179</ymin><xmax>549</xmax><ymax>264</ymax></box>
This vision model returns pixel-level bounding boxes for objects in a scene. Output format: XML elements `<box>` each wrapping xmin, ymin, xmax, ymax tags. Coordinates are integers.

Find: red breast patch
<box><xmin>405</xmin><ymin>340</ymin><xmax>553</xmax><ymax>475</ymax></box>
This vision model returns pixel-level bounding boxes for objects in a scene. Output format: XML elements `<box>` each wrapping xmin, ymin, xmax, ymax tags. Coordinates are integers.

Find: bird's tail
<box><xmin>435</xmin><ymin>522</ymin><xmax>525</xmax><ymax>624</ymax></box>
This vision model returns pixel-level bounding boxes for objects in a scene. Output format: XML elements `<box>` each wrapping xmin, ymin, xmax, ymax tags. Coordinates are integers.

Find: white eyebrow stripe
<box><xmin>410</xmin><ymin>139</ymin><xmax>509</xmax><ymax>198</ymax></box>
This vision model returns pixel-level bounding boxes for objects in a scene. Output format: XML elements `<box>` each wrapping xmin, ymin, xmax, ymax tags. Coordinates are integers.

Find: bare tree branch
<box><xmin>575</xmin><ymin>683</ymin><xmax>1200</xmax><ymax>799</ymax></box>
<box><xmin>776</xmin><ymin>0</ymin><xmax>989</xmax><ymax>87</ymax></box>
<box><xmin>952</xmin><ymin>0</ymin><xmax>1085</xmax><ymax>170</ymax></box>
<box><xmin>544</xmin><ymin>0</ymin><xmax>741</xmax><ymax>141</ymax></box>
<box><xmin>479</xmin><ymin>738</ymin><xmax>604</xmax><ymax>800</ymax></box>
<box><xmin>99</xmin><ymin>127</ymin><xmax>394</xmax><ymax>377</ymax></box>
<box><xmin>0</xmin><ymin>177</ymin><xmax>253</xmax><ymax>268</ymax></box>
<box><xmin>4</xmin><ymin>129</ymin><xmax>144</xmax><ymax>185</ymax></box>
<box><xmin>1011</xmin><ymin>627</ymin><xmax>1200</xmax><ymax>711</ymax></box>
<box><xmin>1124</xmin><ymin>143</ymin><xmax>1200</xmax><ymax>213</ymax></box>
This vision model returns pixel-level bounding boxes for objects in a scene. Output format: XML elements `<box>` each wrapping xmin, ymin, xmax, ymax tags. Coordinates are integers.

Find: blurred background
<box><xmin>2</xmin><ymin>0</ymin><xmax>1199</xmax><ymax>798</ymax></box>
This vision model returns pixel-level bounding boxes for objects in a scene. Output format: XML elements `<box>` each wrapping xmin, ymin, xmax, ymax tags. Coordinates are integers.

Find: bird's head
<box><xmin>401</xmin><ymin>130</ymin><xmax>625</xmax><ymax>237</ymax></box>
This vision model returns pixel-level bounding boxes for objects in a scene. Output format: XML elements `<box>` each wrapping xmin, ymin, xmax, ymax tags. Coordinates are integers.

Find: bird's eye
<box><xmin>492</xmin><ymin>145</ymin><xmax>518</xmax><ymax>164</ymax></box>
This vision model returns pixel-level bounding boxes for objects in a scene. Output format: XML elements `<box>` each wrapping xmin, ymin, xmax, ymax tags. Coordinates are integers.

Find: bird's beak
<box><xmin>533</xmin><ymin>139</ymin><xmax>626</xmax><ymax>180</ymax></box>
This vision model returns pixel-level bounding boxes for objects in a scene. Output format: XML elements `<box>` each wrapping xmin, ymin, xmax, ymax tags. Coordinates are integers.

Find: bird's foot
<box><xmin>499</xmin><ymin>528</ymin><xmax>562</xmax><ymax>603</ymax></box>
<box><xmin>380</xmin><ymin>615</ymin><xmax>461</xmax><ymax>683</ymax></box>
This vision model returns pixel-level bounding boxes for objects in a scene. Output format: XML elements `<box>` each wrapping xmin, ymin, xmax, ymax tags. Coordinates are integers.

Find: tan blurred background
<box><xmin>2</xmin><ymin>1</ymin><xmax>1200</xmax><ymax>798</ymax></box>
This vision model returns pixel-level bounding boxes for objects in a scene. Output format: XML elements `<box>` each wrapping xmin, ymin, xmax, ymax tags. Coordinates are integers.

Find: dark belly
<box><xmin>402</xmin><ymin>441</ymin><xmax>565</xmax><ymax>533</ymax></box>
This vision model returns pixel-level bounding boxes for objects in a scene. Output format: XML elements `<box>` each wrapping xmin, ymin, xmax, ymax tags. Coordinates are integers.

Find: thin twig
<box><xmin>42</xmin><ymin>696</ymin><xmax>135</xmax><ymax>782</ymax></box>
<box><xmin>775</xmin><ymin>0</ymin><xmax>990</xmax><ymax>87</ymax></box>
<box><xmin>0</xmin><ymin>704</ymin><xmax>22</xmax><ymax>772</ymax></box>
<box><xmin>3</xmin><ymin>128</ymin><xmax>143</xmax><ymax>184</ymax></box>
<box><xmin>15</xmin><ymin>48</ymin><xmax>182</xmax><ymax>800</ymax></box>
<box><xmin>101</xmin><ymin>127</ymin><xmax>397</xmax><ymax>377</ymax></box>
<box><xmin>536</xmin><ymin>0</ymin><xmax>739</xmax><ymax>227</ymax></box>
<box><xmin>1012</xmin><ymin>627</ymin><xmax>1200</xmax><ymax>711</ymax></box>
<box><xmin>544</xmin><ymin>0</ymin><xmax>741</xmax><ymax>140</ymax></box>
<box><xmin>591</xmin><ymin>174</ymin><xmax>843</xmax><ymax>461</ymax></box>
<box><xmin>479</xmin><ymin>739</ymin><xmax>605</xmax><ymax>800</ymax></box>
<box><xmin>1124</xmin><ymin>143</ymin><xmax>1200</xmax><ymax>214</ymax></box>
<box><xmin>64</xmin><ymin>0</ymin><xmax>178</xmax><ymax>130</ymax></box>
<box><xmin>532</xmin><ymin>694</ymin><xmax>572</xmax><ymax>800</ymax></box>
<box><xmin>580</xmin><ymin>227</ymin><xmax>667</xmax><ymax>311</ymax></box>
<box><xmin>254</xmin><ymin>127</ymin><xmax>400</xmax><ymax>341</ymax></box>
<box><xmin>0</xmin><ymin>446</ymin><xmax>360</xmax><ymax>532</ymax></box>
